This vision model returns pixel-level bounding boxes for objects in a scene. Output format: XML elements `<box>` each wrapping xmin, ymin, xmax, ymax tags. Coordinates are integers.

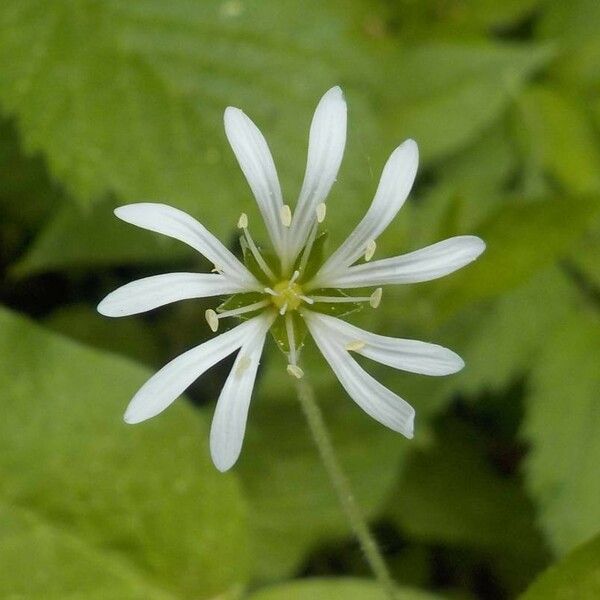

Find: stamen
<box><xmin>345</xmin><ymin>340</ymin><xmax>366</xmax><ymax>352</ymax></box>
<box><xmin>205</xmin><ymin>309</ymin><xmax>219</xmax><ymax>332</ymax></box>
<box><xmin>316</xmin><ymin>203</ymin><xmax>327</xmax><ymax>223</ymax></box>
<box><xmin>241</xmin><ymin>222</ymin><xmax>276</xmax><ymax>281</ymax></box>
<box><xmin>236</xmin><ymin>355</ymin><xmax>251</xmax><ymax>375</ymax></box>
<box><xmin>285</xmin><ymin>313</ymin><xmax>303</xmax><ymax>379</ymax></box>
<box><xmin>311</xmin><ymin>294</ymin><xmax>373</xmax><ymax>304</ymax></box>
<box><xmin>297</xmin><ymin>220</ymin><xmax>319</xmax><ymax>275</ymax></box>
<box><xmin>280</xmin><ymin>204</ymin><xmax>292</xmax><ymax>227</ymax></box>
<box><xmin>206</xmin><ymin>299</ymin><xmax>270</xmax><ymax>332</ymax></box>
<box><xmin>279</xmin><ymin>302</ymin><xmax>288</xmax><ymax>316</ymax></box>
<box><xmin>369</xmin><ymin>287</ymin><xmax>383</xmax><ymax>308</ymax></box>
<box><xmin>287</xmin><ymin>364</ymin><xmax>304</xmax><ymax>379</ymax></box>
<box><xmin>290</xmin><ymin>270</ymin><xmax>300</xmax><ymax>284</ymax></box>
<box><xmin>264</xmin><ymin>287</ymin><xmax>277</xmax><ymax>296</ymax></box>
<box><xmin>299</xmin><ymin>294</ymin><xmax>314</xmax><ymax>304</ymax></box>
<box><xmin>365</xmin><ymin>239</ymin><xmax>376</xmax><ymax>262</ymax></box>
<box><xmin>237</xmin><ymin>212</ymin><xmax>249</xmax><ymax>229</ymax></box>
<box><xmin>217</xmin><ymin>299</ymin><xmax>270</xmax><ymax>319</ymax></box>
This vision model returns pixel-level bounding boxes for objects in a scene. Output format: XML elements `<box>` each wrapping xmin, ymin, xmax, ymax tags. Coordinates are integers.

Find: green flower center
<box><xmin>271</xmin><ymin>280</ymin><xmax>303</xmax><ymax>312</ymax></box>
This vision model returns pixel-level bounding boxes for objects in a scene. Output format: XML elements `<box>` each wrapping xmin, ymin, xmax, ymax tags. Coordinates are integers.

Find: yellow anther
<box><xmin>280</xmin><ymin>204</ymin><xmax>292</xmax><ymax>227</ymax></box>
<box><xmin>235</xmin><ymin>355</ymin><xmax>251</xmax><ymax>375</ymax></box>
<box><xmin>345</xmin><ymin>340</ymin><xmax>366</xmax><ymax>352</ymax></box>
<box><xmin>369</xmin><ymin>287</ymin><xmax>383</xmax><ymax>308</ymax></box>
<box><xmin>316</xmin><ymin>203</ymin><xmax>327</xmax><ymax>223</ymax></box>
<box><xmin>365</xmin><ymin>240</ymin><xmax>376</xmax><ymax>262</ymax></box>
<box><xmin>205</xmin><ymin>309</ymin><xmax>219</xmax><ymax>332</ymax></box>
<box><xmin>237</xmin><ymin>212</ymin><xmax>248</xmax><ymax>229</ymax></box>
<box><xmin>286</xmin><ymin>364</ymin><xmax>305</xmax><ymax>379</ymax></box>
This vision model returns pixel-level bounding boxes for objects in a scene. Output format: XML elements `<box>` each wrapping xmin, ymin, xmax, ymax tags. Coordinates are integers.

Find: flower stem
<box><xmin>294</xmin><ymin>377</ymin><xmax>397</xmax><ymax>599</ymax></box>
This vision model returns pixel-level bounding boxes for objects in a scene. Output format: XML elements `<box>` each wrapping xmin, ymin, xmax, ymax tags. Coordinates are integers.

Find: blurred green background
<box><xmin>1</xmin><ymin>1</ymin><xmax>599</xmax><ymax>598</ymax></box>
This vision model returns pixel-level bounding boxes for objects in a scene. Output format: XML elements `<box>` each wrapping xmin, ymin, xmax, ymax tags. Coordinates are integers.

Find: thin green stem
<box><xmin>294</xmin><ymin>377</ymin><xmax>397</xmax><ymax>599</ymax></box>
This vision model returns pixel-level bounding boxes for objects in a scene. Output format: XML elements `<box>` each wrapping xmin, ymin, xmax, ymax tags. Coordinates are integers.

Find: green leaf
<box><xmin>247</xmin><ymin>577</ymin><xmax>443</xmax><ymax>600</ymax></box>
<box><xmin>382</xmin><ymin>43</ymin><xmax>554</xmax><ymax>165</ymax></box>
<box><xmin>0</xmin><ymin>0</ymin><xmax>382</xmax><ymax>274</ymax></box>
<box><xmin>0</xmin><ymin>306</ymin><xmax>249</xmax><ymax>598</ymax></box>
<box><xmin>233</xmin><ymin>360</ymin><xmax>406</xmax><ymax>579</ymax></box>
<box><xmin>11</xmin><ymin>198</ymin><xmax>195</xmax><ymax>277</ymax></box>
<box><xmin>44</xmin><ymin>303</ymin><xmax>162</xmax><ymax>366</ymax></box>
<box><xmin>538</xmin><ymin>0</ymin><xmax>600</xmax><ymax>90</ymax></box>
<box><xmin>520</xmin><ymin>534</ymin><xmax>600</xmax><ymax>600</ymax></box>
<box><xmin>387</xmin><ymin>419</ymin><xmax>547</xmax><ymax>562</ymax></box>
<box><xmin>523</xmin><ymin>311</ymin><xmax>600</xmax><ymax>555</ymax></box>
<box><xmin>514</xmin><ymin>86</ymin><xmax>600</xmax><ymax>194</ymax></box>
<box><xmin>436</xmin><ymin>194</ymin><xmax>600</xmax><ymax>317</ymax></box>
<box><xmin>451</xmin><ymin>267</ymin><xmax>580</xmax><ymax>395</ymax></box>
<box><xmin>0</xmin><ymin>503</ymin><xmax>178</xmax><ymax>600</ymax></box>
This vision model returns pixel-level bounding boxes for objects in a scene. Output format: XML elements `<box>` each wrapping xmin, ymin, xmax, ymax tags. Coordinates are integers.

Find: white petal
<box><xmin>98</xmin><ymin>273</ymin><xmax>245</xmax><ymax>317</ymax></box>
<box><xmin>209</xmin><ymin>318</ymin><xmax>270</xmax><ymax>472</ymax></box>
<box><xmin>287</xmin><ymin>86</ymin><xmax>347</xmax><ymax>260</ymax></box>
<box><xmin>115</xmin><ymin>203</ymin><xmax>259</xmax><ymax>289</ymax></box>
<box><xmin>318</xmin><ymin>235</ymin><xmax>485</xmax><ymax>289</ymax></box>
<box><xmin>304</xmin><ymin>311</ymin><xmax>464</xmax><ymax>376</ymax></box>
<box><xmin>123</xmin><ymin>316</ymin><xmax>265</xmax><ymax>424</ymax></box>
<box><xmin>224</xmin><ymin>107</ymin><xmax>285</xmax><ymax>255</ymax></box>
<box><xmin>314</xmin><ymin>139</ymin><xmax>418</xmax><ymax>282</ymax></box>
<box><xmin>306</xmin><ymin>312</ymin><xmax>415</xmax><ymax>437</ymax></box>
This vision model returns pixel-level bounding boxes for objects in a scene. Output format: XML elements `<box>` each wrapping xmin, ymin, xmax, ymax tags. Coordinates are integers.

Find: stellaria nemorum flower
<box><xmin>98</xmin><ymin>86</ymin><xmax>485</xmax><ymax>472</ymax></box>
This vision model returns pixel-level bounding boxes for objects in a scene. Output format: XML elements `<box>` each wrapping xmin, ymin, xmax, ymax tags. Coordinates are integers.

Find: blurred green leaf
<box><xmin>44</xmin><ymin>303</ymin><xmax>162</xmax><ymax>366</ymax></box>
<box><xmin>538</xmin><ymin>0</ymin><xmax>600</xmax><ymax>90</ymax></box>
<box><xmin>514</xmin><ymin>86</ymin><xmax>600</xmax><ymax>193</ymax></box>
<box><xmin>11</xmin><ymin>198</ymin><xmax>195</xmax><ymax>276</ymax></box>
<box><xmin>523</xmin><ymin>311</ymin><xmax>600</xmax><ymax>555</ymax></box>
<box><xmin>247</xmin><ymin>577</ymin><xmax>443</xmax><ymax>600</ymax></box>
<box><xmin>383</xmin><ymin>43</ymin><xmax>554</xmax><ymax>165</ymax></box>
<box><xmin>520</xmin><ymin>534</ymin><xmax>600</xmax><ymax>599</ymax></box>
<box><xmin>387</xmin><ymin>419</ymin><xmax>547</xmax><ymax>562</ymax></box>
<box><xmin>437</xmin><ymin>194</ymin><xmax>600</xmax><ymax>316</ymax></box>
<box><xmin>452</xmin><ymin>267</ymin><xmax>580</xmax><ymax>394</ymax></box>
<box><xmin>0</xmin><ymin>0</ymin><xmax>380</xmax><ymax>251</ymax></box>
<box><xmin>0</xmin><ymin>307</ymin><xmax>249</xmax><ymax>598</ymax></box>
<box><xmin>233</xmin><ymin>368</ymin><xmax>406</xmax><ymax>580</ymax></box>
<box><xmin>0</xmin><ymin>503</ymin><xmax>178</xmax><ymax>600</ymax></box>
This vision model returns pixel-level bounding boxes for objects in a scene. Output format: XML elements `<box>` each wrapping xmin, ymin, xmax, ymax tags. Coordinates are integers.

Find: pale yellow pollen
<box><xmin>345</xmin><ymin>340</ymin><xmax>366</xmax><ymax>352</ymax></box>
<box><xmin>316</xmin><ymin>203</ymin><xmax>327</xmax><ymax>223</ymax></box>
<box><xmin>205</xmin><ymin>309</ymin><xmax>219</xmax><ymax>332</ymax></box>
<box><xmin>287</xmin><ymin>364</ymin><xmax>305</xmax><ymax>379</ymax></box>
<box><xmin>365</xmin><ymin>239</ymin><xmax>376</xmax><ymax>262</ymax></box>
<box><xmin>369</xmin><ymin>287</ymin><xmax>383</xmax><ymax>308</ymax></box>
<box><xmin>271</xmin><ymin>280</ymin><xmax>303</xmax><ymax>312</ymax></box>
<box><xmin>280</xmin><ymin>204</ymin><xmax>292</xmax><ymax>227</ymax></box>
<box><xmin>237</xmin><ymin>212</ymin><xmax>248</xmax><ymax>229</ymax></box>
<box><xmin>236</xmin><ymin>355</ymin><xmax>251</xmax><ymax>375</ymax></box>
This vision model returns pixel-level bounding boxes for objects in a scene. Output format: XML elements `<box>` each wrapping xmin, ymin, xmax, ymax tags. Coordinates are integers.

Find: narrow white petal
<box><xmin>123</xmin><ymin>316</ymin><xmax>264</xmax><ymax>424</ymax></box>
<box><xmin>115</xmin><ymin>203</ymin><xmax>259</xmax><ymax>288</ymax></box>
<box><xmin>305</xmin><ymin>311</ymin><xmax>464</xmax><ymax>376</ymax></box>
<box><xmin>209</xmin><ymin>318</ymin><xmax>271</xmax><ymax>472</ymax></box>
<box><xmin>315</xmin><ymin>139</ymin><xmax>418</xmax><ymax>281</ymax></box>
<box><xmin>98</xmin><ymin>273</ymin><xmax>245</xmax><ymax>317</ymax></box>
<box><xmin>318</xmin><ymin>236</ymin><xmax>486</xmax><ymax>289</ymax></box>
<box><xmin>306</xmin><ymin>313</ymin><xmax>415</xmax><ymax>437</ymax></box>
<box><xmin>288</xmin><ymin>86</ymin><xmax>347</xmax><ymax>259</ymax></box>
<box><xmin>224</xmin><ymin>107</ymin><xmax>285</xmax><ymax>255</ymax></box>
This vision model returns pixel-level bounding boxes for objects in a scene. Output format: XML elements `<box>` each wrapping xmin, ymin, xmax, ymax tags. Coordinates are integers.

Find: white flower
<box><xmin>98</xmin><ymin>87</ymin><xmax>485</xmax><ymax>472</ymax></box>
